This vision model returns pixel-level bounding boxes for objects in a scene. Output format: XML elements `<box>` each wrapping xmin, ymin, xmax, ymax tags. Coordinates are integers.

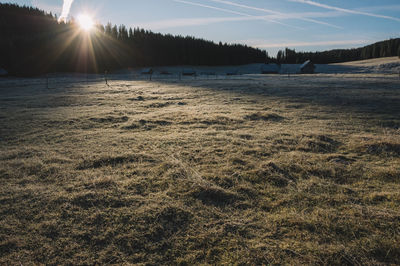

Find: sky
<box><xmin>2</xmin><ymin>0</ymin><xmax>400</xmax><ymax>56</ymax></box>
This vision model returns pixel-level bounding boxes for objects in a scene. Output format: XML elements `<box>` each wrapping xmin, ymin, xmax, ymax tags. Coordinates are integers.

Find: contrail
<box><xmin>290</xmin><ymin>0</ymin><xmax>400</xmax><ymax>23</ymax></box>
<box><xmin>209</xmin><ymin>0</ymin><xmax>342</xmax><ymax>29</ymax></box>
<box><xmin>58</xmin><ymin>0</ymin><xmax>74</xmax><ymax>22</ymax></box>
<box><xmin>173</xmin><ymin>0</ymin><xmax>303</xmax><ymax>30</ymax></box>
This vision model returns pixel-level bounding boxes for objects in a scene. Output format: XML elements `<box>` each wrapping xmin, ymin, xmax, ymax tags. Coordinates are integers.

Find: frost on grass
<box><xmin>1</xmin><ymin>75</ymin><xmax>400</xmax><ymax>265</ymax></box>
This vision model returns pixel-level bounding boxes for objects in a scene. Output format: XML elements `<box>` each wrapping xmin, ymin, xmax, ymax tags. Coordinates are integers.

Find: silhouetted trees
<box><xmin>1</xmin><ymin>4</ymin><xmax>399</xmax><ymax>76</ymax></box>
<box><xmin>0</xmin><ymin>4</ymin><xmax>268</xmax><ymax>75</ymax></box>
<box><xmin>275</xmin><ymin>38</ymin><xmax>400</xmax><ymax>64</ymax></box>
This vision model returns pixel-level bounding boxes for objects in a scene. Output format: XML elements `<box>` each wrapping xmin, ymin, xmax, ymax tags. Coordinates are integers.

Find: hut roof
<box><xmin>300</xmin><ymin>60</ymin><xmax>313</xmax><ymax>69</ymax></box>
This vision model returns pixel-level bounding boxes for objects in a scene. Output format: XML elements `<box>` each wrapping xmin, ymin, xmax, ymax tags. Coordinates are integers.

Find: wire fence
<box><xmin>0</xmin><ymin>71</ymin><xmax>259</xmax><ymax>89</ymax></box>
<box><xmin>0</xmin><ymin>70</ymin><xmax>399</xmax><ymax>89</ymax></box>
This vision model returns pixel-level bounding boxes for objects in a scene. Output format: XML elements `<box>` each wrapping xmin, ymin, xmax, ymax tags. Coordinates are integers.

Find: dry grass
<box><xmin>0</xmin><ymin>74</ymin><xmax>399</xmax><ymax>264</ymax></box>
<box><xmin>332</xmin><ymin>56</ymin><xmax>400</xmax><ymax>67</ymax></box>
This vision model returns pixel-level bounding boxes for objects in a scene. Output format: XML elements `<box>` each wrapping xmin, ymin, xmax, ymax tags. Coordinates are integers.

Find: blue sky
<box><xmin>2</xmin><ymin>0</ymin><xmax>400</xmax><ymax>56</ymax></box>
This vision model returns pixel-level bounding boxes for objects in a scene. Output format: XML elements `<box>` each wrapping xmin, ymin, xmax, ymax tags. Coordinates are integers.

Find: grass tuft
<box><xmin>1</xmin><ymin>75</ymin><xmax>399</xmax><ymax>264</ymax></box>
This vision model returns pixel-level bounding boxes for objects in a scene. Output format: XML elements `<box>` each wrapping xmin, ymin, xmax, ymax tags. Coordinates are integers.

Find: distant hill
<box><xmin>275</xmin><ymin>39</ymin><xmax>400</xmax><ymax>64</ymax></box>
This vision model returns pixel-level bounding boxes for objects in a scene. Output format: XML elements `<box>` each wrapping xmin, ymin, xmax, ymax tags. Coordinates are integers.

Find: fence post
<box><xmin>105</xmin><ymin>70</ymin><xmax>108</xmax><ymax>86</ymax></box>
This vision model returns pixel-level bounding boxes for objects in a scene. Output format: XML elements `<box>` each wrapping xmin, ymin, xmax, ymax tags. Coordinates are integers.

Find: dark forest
<box><xmin>0</xmin><ymin>4</ymin><xmax>267</xmax><ymax>75</ymax></box>
<box><xmin>0</xmin><ymin>3</ymin><xmax>399</xmax><ymax>76</ymax></box>
<box><xmin>276</xmin><ymin>39</ymin><xmax>400</xmax><ymax>64</ymax></box>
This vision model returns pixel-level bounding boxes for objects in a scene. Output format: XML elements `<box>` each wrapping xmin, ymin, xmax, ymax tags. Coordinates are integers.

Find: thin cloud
<box><xmin>137</xmin><ymin>13</ymin><xmax>332</xmax><ymax>30</ymax></box>
<box><xmin>135</xmin><ymin>16</ymin><xmax>255</xmax><ymax>30</ymax></box>
<box><xmin>208</xmin><ymin>0</ymin><xmax>342</xmax><ymax>29</ymax></box>
<box><xmin>135</xmin><ymin>10</ymin><xmax>345</xmax><ymax>31</ymax></box>
<box><xmin>268</xmin><ymin>11</ymin><xmax>341</xmax><ymax>20</ymax></box>
<box><xmin>357</xmin><ymin>5</ymin><xmax>400</xmax><ymax>13</ymax></box>
<box><xmin>173</xmin><ymin>0</ymin><xmax>303</xmax><ymax>29</ymax></box>
<box><xmin>243</xmin><ymin>39</ymin><xmax>370</xmax><ymax>49</ymax></box>
<box><xmin>290</xmin><ymin>0</ymin><xmax>400</xmax><ymax>23</ymax></box>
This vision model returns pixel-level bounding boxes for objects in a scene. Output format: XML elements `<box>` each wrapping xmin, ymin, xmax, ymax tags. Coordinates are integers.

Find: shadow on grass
<box><xmin>153</xmin><ymin>76</ymin><xmax>400</xmax><ymax>128</ymax></box>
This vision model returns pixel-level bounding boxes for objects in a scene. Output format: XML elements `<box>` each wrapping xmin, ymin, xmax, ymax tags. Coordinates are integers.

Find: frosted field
<box><xmin>0</xmin><ymin>71</ymin><xmax>399</xmax><ymax>264</ymax></box>
<box><xmin>126</xmin><ymin>56</ymin><xmax>400</xmax><ymax>75</ymax></box>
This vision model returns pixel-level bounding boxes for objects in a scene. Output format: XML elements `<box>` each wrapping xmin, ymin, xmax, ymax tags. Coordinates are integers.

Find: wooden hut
<box><xmin>300</xmin><ymin>60</ymin><xmax>315</xmax><ymax>74</ymax></box>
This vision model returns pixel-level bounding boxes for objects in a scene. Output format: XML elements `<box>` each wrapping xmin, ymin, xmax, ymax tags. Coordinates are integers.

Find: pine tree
<box><xmin>276</xmin><ymin>50</ymin><xmax>283</xmax><ymax>64</ymax></box>
<box><xmin>111</xmin><ymin>25</ymin><xmax>118</xmax><ymax>39</ymax></box>
<box><xmin>2</xmin><ymin>3</ymin><xmax>398</xmax><ymax>76</ymax></box>
<box><xmin>105</xmin><ymin>23</ymin><xmax>112</xmax><ymax>35</ymax></box>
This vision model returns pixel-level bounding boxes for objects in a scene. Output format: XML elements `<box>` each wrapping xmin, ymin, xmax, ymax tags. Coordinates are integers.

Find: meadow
<box><xmin>0</xmin><ymin>73</ymin><xmax>399</xmax><ymax>264</ymax></box>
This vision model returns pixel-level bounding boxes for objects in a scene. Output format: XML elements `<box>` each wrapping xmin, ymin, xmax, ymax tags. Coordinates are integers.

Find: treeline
<box><xmin>276</xmin><ymin>39</ymin><xmax>400</xmax><ymax>64</ymax></box>
<box><xmin>1</xmin><ymin>4</ymin><xmax>399</xmax><ymax>76</ymax></box>
<box><xmin>0</xmin><ymin>3</ymin><xmax>268</xmax><ymax>75</ymax></box>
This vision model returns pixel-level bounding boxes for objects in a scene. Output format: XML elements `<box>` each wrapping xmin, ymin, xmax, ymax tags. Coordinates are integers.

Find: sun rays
<box><xmin>52</xmin><ymin>13</ymin><xmax>130</xmax><ymax>74</ymax></box>
<box><xmin>77</xmin><ymin>14</ymin><xmax>95</xmax><ymax>32</ymax></box>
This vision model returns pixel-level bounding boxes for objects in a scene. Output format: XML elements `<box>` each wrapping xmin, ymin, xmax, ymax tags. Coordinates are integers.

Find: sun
<box><xmin>77</xmin><ymin>14</ymin><xmax>94</xmax><ymax>32</ymax></box>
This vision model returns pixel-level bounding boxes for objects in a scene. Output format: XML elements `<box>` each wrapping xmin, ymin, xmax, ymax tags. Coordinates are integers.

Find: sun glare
<box><xmin>77</xmin><ymin>14</ymin><xmax>94</xmax><ymax>32</ymax></box>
